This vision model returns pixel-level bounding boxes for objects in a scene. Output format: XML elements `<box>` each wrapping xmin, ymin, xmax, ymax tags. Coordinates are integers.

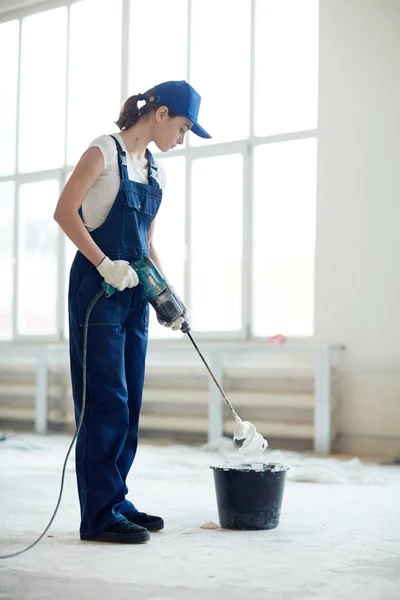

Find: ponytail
<box><xmin>115</xmin><ymin>94</ymin><xmax>141</xmax><ymax>130</ymax></box>
<box><xmin>116</xmin><ymin>86</ymin><xmax>181</xmax><ymax>131</ymax></box>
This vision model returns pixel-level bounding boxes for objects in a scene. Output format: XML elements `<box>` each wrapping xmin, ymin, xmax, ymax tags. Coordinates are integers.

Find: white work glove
<box><xmin>157</xmin><ymin>287</ymin><xmax>190</xmax><ymax>331</ymax></box>
<box><xmin>96</xmin><ymin>256</ymin><xmax>139</xmax><ymax>291</ymax></box>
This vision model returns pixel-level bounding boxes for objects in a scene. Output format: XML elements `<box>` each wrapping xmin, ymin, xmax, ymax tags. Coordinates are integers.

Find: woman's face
<box><xmin>153</xmin><ymin>108</ymin><xmax>192</xmax><ymax>152</ymax></box>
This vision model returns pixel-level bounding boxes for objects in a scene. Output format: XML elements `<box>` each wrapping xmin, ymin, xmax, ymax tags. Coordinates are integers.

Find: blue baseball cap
<box><xmin>143</xmin><ymin>80</ymin><xmax>211</xmax><ymax>139</ymax></box>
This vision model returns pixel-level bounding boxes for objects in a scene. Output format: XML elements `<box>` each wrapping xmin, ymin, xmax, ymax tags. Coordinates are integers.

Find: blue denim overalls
<box><xmin>68</xmin><ymin>135</ymin><xmax>162</xmax><ymax>539</ymax></box>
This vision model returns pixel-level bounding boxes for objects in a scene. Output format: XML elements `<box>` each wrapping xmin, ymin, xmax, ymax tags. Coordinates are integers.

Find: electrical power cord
<box><xmin>0</xmin><ymin>288</ymin><xmax>105</xmax><ymax>559</ymax></box>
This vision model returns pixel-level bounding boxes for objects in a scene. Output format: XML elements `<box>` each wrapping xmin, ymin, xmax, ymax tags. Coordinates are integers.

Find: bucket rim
<box><xmin>210</xmin><ymin>462</ymin><xmax>290</xmax><ymax>473</ymax></box>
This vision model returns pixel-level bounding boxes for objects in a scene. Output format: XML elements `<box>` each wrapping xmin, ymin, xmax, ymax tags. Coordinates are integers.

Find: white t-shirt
<box><xmin>81</xmin><ymin>132</ymin><xmax>167</xmax><ymax>232</ymax></box>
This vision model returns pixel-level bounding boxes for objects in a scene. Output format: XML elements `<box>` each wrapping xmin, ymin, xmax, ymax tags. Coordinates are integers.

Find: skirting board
<box><xmin>334</xmin><ymin>434</ymin><xmax>400</xmax><ymax>460</ymax></box>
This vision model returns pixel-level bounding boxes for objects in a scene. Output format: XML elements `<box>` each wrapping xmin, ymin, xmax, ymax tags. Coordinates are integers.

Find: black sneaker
<box><xmin>82</xmin><ymin>520</ymin><xmax>150</xmax><ymax>544</ymax></box>
<box><xmin>125</xmin><ymin>511</ymin><xmax>164</xmax><ymax>532</ymax></box>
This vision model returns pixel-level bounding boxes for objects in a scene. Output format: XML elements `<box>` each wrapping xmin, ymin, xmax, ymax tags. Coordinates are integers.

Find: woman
<box><xmin>54</xmin><ymin>80</ymin><xmax>210</xmax><ymax>544</ymax></box>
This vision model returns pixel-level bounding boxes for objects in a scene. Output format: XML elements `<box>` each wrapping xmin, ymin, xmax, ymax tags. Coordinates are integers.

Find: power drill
<box><xmin>102</xmin><ymin>258</ymin><xmax>239</xmax><ymax>421</ymax></box>
<box><xmin>102</xmin><ymin>257</ymin><xmax>190</xmax><ymax>333</ymax></box>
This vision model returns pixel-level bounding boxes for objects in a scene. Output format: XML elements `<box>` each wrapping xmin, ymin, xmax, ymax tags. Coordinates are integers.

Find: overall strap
<box><xmin>146</xmin><ymin>149</ymin><xmax>160</xmax><ymax>188</ymax></box>
<box><xmin>110</xmin><ymin>135</ymin><xmax>129</xmax><ymax>181</ymax></box>
<box><xmin>110</xmin><ymin>135</ymin><xmax>160</xmax><ymax>188</ymax></box>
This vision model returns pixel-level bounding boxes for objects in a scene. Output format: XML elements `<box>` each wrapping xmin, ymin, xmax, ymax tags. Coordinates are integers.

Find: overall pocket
<box><xmin>122</xmin><ymin>187</ymin><xmax>161</xmax><ymax>250</ymax></box>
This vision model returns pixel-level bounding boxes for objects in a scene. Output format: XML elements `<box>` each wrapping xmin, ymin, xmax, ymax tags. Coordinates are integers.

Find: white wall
<box><xmin>316</xmin><ymin>0</ymin><xmax>400</xmax><ymax>453</ymax></box>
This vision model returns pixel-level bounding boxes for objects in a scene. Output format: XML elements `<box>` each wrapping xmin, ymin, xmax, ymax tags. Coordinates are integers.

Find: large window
<box><xmin>0</xmin><ymin>0</ymin><xmax>318</xmax><ymax>341</ymax></box>
<box><xmin>18</xmin><ymin>8</ymin><xmax>68</xmax><ymax>173</ymax></box>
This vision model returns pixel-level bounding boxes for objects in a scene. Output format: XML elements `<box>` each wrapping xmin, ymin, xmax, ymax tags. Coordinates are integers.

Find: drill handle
<box><xmin>102</xmin><ymin>281</ymin><xmax>117</xmax><ymax>298</ymax></box>
<box><xmin>101</xmin><ymin>261</ymin><xmax>139</xmax><ymax>298</ymax></box>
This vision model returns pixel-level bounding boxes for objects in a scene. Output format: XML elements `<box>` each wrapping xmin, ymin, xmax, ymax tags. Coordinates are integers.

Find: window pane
<box><xmin>191</xmin><ymin>154</ymin><xmax>243</xmax><ymax>331</ymax></box>
<box><xmin>18</xmin><ymin>180</ymin><xmax>59</xmax><ymax>335</ymax></box>
<box><xmin>67</xmin><ymin>0</ymin><xmax>122</xmax><ymax>165</ymax></box>
<box><xmin>148</xmin><ymin>156</ymin><xmax>186</xmax><ymax>339</ymax></box>
<box><xmin>253</xmin><ymin>138</ymin><xmax>317</xmax><ymax>336</ymax></box>
<box><xmin>0</xmin><ymin>20</ymin><xmax>19</xmax><ymax>177</ymax></box>
<box><xmin>254</xmin><ymin>0</ymin><xmax>319</xmax><ymax>136</ymax></box>
<box><xmin>18</xmin><ymin>8</ymin><xmax>67</xmax><ymax>172</ymax></box>
<box><xmin>0</xmin><ymin>183</ymin><xmax>15</xmax><ymax>340</ymax></box>
<box><xmin>129</xmin><ymin>0</ymin><xmax>187</xmax><ymax>92</ymax></box>
<box><xmin>190</xmin><ymin>0</ymin><xmax>250</xmax><ymax>146</ymax></box>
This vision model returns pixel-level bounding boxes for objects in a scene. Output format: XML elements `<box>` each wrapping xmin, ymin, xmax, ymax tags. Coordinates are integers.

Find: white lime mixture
<box><xmin>232</xmin><ymin>414</ymin><xmax>269</xmax><ymax>456</ymax></box>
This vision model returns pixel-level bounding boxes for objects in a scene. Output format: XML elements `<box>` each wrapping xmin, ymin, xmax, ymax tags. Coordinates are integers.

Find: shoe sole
<box><xmin>81</xmin><ymin>530</ymin><xmax>150</xmax><ymax>544</ymax></box>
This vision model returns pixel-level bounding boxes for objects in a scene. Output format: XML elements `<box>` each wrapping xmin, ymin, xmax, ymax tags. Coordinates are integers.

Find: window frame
<box><xmin>0</xmin><ymin>0</ymin><xmax>318</xmax><ymax>343</ymax></box>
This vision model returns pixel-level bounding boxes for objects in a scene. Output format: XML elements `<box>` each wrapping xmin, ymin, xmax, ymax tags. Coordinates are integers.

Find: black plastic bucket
<box><xmin>210</xmin><ymin>462</ymin><xmax>289</xmax><ymax>530</ymax></box>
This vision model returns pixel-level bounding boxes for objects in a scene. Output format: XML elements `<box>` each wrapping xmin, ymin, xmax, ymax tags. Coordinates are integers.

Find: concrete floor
<box><xmin>0</xmin><ymin>434</ymin><xmax>400</xmax><ymax>600</ymax></box>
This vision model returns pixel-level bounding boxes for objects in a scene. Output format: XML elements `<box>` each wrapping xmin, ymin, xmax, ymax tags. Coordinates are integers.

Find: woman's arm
<box><xmin>53</xmin><ymin>147</ymin><xmax>106</xmax><ymax>267</ymax></box>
